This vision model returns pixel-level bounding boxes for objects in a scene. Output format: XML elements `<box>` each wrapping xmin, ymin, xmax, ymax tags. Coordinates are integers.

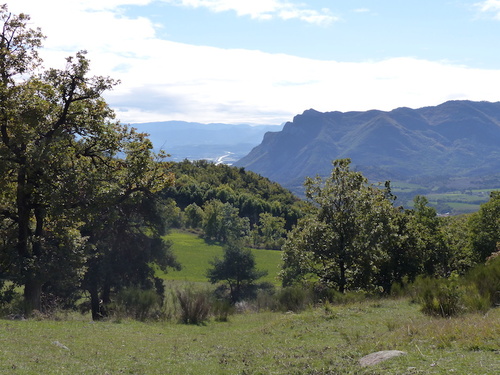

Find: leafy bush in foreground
<box><xmin>413</xmin><ymin>260</ymin><xmax>498</xmax><ymax>317</ymax></box>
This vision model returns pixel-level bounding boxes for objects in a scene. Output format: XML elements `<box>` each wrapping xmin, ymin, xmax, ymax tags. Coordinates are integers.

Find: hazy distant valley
<box><xmin>132</xmin><ymin>121</ymin><xmax>283</xmax><ymax>164</ymax></box>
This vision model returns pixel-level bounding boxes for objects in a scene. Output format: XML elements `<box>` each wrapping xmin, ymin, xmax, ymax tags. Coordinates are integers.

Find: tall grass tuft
<box><xmin>176</xmin><ymin>288</ymin><xmax>211</xmax><ymax>324</ymax></box>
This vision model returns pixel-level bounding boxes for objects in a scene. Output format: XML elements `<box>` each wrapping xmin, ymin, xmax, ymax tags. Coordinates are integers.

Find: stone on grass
<box><xmin>359</xmin><ymin>350</ymin><xmax>406</xmax><ymax>367</ymax></box>
<box><xmin>52</xmin><ymin>341</ymin><xmax>70</xmax><ymax>350</ymax></box>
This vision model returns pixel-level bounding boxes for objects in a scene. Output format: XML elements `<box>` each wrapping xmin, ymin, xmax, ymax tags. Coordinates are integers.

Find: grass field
<box><xmin>1</xmin><ymin>299</ymin><xmax>499</xmax><ymax>374</ymax></box>
<box><xmin>1</xmin><ymin>231</ymin><xmax>499</xmax><ymax>374</ymax></box>
<box><xmin>160</xmin><ymin>230</ymin><xmax>283</xmax><ymax>285</ymax></box>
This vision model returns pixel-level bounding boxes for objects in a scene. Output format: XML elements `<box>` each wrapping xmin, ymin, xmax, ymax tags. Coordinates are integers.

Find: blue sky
<box><xmin>11</xmin><ymin>0</ymin><xmax>500</xmax><ymax>125</ymax></box>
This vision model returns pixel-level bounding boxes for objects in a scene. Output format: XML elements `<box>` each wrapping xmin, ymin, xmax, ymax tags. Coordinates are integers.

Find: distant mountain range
<box><xmin>131</xmin><ymin>121</ymin><xmax>282</xmax><ymax>163</ymax></box>
<box><xmin>234</xmin><ymin>100</ymin><xmax>500</xmax><ymax>194</ymax></box>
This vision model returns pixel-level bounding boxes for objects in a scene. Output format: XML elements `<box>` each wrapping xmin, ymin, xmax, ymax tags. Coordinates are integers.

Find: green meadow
<box><xmin>160</xmin><ymin>230</ymin><xmax>283</xmax><ymax>285</ymax></box>
<box><xmin>1</xmin><ymin>299</ymin><xmax>499</xmax><ymax>374</ymax></box>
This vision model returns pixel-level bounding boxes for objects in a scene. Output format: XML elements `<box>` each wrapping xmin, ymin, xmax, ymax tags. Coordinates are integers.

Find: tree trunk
<box><xmin>339</xmin><ymin>260</ymin><xmax>346</xmax><ymax>294</ymax></box>
<box><xmin>89</xmin><ymin>284</ymin><xmax>102</xmax><ymax>321</ymax></box>
<box><xmin>24</xmin><ymin>276</ymin><xmax>43</xmax><ymax>315</ymax></box>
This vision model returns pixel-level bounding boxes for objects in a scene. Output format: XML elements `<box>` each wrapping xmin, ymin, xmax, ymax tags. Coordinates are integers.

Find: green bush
<box><xmin>115</xmin><ymin>288</ymin><xmax>162</xmax><ymax>321</ymax></box>
<box><xmin>466</xmin><ymin>256</ymin><xmax>500</xmax><ymax>307</ymax></box>
<box><xmin>412</xmin><ymin>274</ymin><xmax>491</xmax><ymax>317</ymax></box>
<box><xmin>212</xmin><ymin>299</ymin><xmax>234</xmax><ymax>322</ymax></box>
<box><xmin>413</xmin><ymin>276</ymin><xmax>465</xmax><ymax>317</ymax></box>
<box><xmin>277</xmin><ymin>285</ymin><xmax>313</xmax><ymax>312</ymax></box>
<box><xmin>176</xmin><ymin>288</ymin><xmax>211</xmax><ymax>324</ymax></box>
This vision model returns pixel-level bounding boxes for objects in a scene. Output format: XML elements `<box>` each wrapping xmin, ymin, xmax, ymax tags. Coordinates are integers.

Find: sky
<box><xmin>9</xmin><ymin>0</ymin><xmax>500</xmax><ymax>125</ymax></box>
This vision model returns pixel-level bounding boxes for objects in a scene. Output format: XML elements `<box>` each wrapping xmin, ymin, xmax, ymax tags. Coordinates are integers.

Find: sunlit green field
<box><xmin>159</xmin><ymin>230</ymin><xmax>283</xmax><ymax>285</ymax></box>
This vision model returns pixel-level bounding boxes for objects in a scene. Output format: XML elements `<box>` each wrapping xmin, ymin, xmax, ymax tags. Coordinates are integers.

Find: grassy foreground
<box><xmin>160</xmin><ymin>230</ymin><xmax>283</xmax><ymax>285</ymax></box>
<box><xmin>1</xmin><ymin>299</ymin><xmax>499</xmax><ymax>374</ymax></box>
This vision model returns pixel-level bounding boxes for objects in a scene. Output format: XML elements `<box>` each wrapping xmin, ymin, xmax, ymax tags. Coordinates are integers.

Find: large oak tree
<box><xmin>0</xmin><ymin>5</ymin><xmax>176</xmax><ymax>316</ymax></box>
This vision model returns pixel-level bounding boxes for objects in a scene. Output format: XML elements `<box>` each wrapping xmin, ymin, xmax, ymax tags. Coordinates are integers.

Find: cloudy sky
<box><xmin>10</xmin><ymin>0</ymin><xmax>500</xmax><ymax>125</ymax></box>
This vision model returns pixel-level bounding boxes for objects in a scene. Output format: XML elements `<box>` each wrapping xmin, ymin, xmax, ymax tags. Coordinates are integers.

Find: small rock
<box><xmin>359</xmin><ymin>350</ymin><xmax>406</xmax><ymax>367</ymax></box>
<box><xmin>52</xmin><ymin>341</ymin><xmax>70</xmax><ymax>350</ymax></box>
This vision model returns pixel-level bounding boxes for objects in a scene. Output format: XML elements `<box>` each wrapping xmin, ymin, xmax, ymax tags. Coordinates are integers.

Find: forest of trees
<box><xmin>0</xmin><ymin>6</ymin><xmax>499</xmax><ymax>321</ymax></box>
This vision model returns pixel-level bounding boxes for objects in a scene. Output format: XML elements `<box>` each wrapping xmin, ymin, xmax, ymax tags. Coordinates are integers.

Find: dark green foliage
<box><xmin>466</xmin><ymin>256</ymin><xmax>500</xmax><ymax>307</ymax></box>
<box><xmin>412</xmin><ymin>256</ymin><xmax>500</xmax><ymax>317</ymax></box>
<box><xmin>413</xmin><ymin>276</ymin><xmax>467</xmax><ymax>317</ymax></box>
<box><xmin>81</xmin><ymin>195</ymin><xmax>180</xmax><ymax>320</ymax></box>
<box><xmin>184</xmin><ymin>203</ymin><xmax>204</xmax><ymax>228</ymax></box>
<box><xmin>202</xmin><ymin>200</ymin><xmax>250</xmax><ymax>243</ymax></box>
<box><xmin>162</xmin><ymin>159</ymin><xmax>304</xmax><ymax>231</ymax></box>
<box><xmin>0</xmin><ymin>7</ymin><xmax>178</xmax><ymax>317</ymax></box>
<box><xmin>281</xmin><ymin>159</ymin><xmax>397</xmax><ymax>292</ymax></box>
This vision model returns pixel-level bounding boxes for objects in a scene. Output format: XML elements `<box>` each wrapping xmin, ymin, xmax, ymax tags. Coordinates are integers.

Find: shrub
<box><xmin>176</xmin><ymin>288</ymin><xmax>211</xmax><ymax>324</ymax></box>
<box><xmin>313</xmin><ymin>285</ymin><xmax>368</xmax><ymax>305</ymax></box>
<box><xmin>115</xmin><ymin>287</ymin><xmax>162</xmax><ymax>321</ymax></box>
<box><xmin>277</xmin><ymin>285</ymin><xmax>313</xmax><ymax>312</ymax></box>
<box><xmin>413</xmin><ymin>276</ymin><xmax>465</xmax><ymax>317</ymax></box>
<box><xmin>212</xmin><ymin>299</ymin><xmax>234</xmax><ymax>322</ymax></box>
<box><xmin>466</xmin><ymin>256</ymin><xmax>500</xmax><ymax>307</ymax></box>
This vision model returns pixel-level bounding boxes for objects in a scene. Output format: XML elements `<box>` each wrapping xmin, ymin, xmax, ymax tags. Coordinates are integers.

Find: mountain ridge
<box><xmin>234</xmin><ymin>100</ymin><xmax>500</xmax><ymax>193</ymax></box>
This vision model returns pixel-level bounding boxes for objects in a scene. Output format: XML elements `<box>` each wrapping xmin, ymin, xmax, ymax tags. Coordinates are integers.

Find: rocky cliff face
<box><xmin>234</xmin><ymin>101</ymin><xmax>500</xmax><ymax>192</ymax></box>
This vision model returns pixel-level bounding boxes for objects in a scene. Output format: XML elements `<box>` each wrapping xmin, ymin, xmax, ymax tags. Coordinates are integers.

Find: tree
<box><xmin>256</xmin><ymin>212</ymin><xmax>286</xmax><ymax>249</ymax></box>
<box><xmin>281</xmin><ymin>159</ymin><xmax>395</xmax><ymax>292</ymax></box>
<box><xmin>82</xmin><ymin>194</ymin><xmax>180</xmax><ymax>320</ymax></box>
<box><xmin>0</xmin><ymin>6</ymin><xmax>178</xmax><ymax>315</ymax></box>
<box><xmin>184</xmin><ymin>203</ymin><xmax>204</xmax><ymax>229</ymax></box>
<box><xmin>202</xmin><ymin>200</ymin><xmax>249</xmax><ymax>243</ymax></box>
<box><xmin>206</xmin><ymin>240</ymin><xmax>267</xmax><ymax>303</ymax></box>
<box><xmin>410</xmin><ymin>196</ymin><xmax>450</xmax><ymax>277</ymax></box>
<box><xmin>469</xmin><ymin>191</ymin><xmax>500</xmax><ymax>262</ymax></box>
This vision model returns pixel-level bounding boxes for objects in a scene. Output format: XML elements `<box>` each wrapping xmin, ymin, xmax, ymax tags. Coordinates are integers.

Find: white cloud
<box><xmin>164</xmin><ymin>0</ymin><xmax>338</xmax><ymax>25</ymax></box>
<box><xmin>8</xmin><ymin>0</ymin><xmax>500</xmax><ymax>126</ymax></box>
<box><xmin>475</xmin><ymin>0</ymin><xmax>500</xmax><ymax>19</ymax></box>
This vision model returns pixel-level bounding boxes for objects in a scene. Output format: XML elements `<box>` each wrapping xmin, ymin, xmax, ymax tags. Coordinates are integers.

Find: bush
<box><xmin>412</xmin><ymin>275</ymin><xmax>489</xmax><ymax>317</ymax></box>
<box><xmin>466</xmin><ymin>256</ymin><xmax>500</xmax><ymax>307</ymax></box>
<box><xmin>115</xmin><ymin>287</ymin><xmax>162</xmax><ymax>321</ymax></box>
<box><xmin>413</xmin><ymin>276</ymin><xmax>465</xmax><ymax>317</ymax></box>
<box><xmin>212</xmin><ymin>299</ymin><xmax>234</xmax><ymax>322</ymax></box>
<box><xmin>176</xmin><ymin>288</ymin><xmax>211</xmax><ymax>324</ymax></box>
<box><xmin>277</xmin><ymin>285</ymin><xmax>313</xmax><ymax>312</ymax></box>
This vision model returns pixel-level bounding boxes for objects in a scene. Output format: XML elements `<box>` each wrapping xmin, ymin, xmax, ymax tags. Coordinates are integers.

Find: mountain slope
<box><xmin>234</xmin><ymin>100</ymin><xmax>500</xmax><ymax>192</ymax></box>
